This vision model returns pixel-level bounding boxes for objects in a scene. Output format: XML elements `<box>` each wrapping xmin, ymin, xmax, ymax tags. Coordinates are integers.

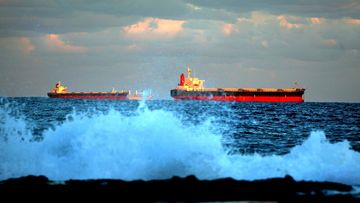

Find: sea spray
<box><xmin>223</xmin><ymin>131</ymin><xmax>360</xmax><ymax>185</ymax></box>
<box><xmin>0</xmin><ymin>104</ymin><xmax>226</xmax><ymax>180</ymax></box>
<box><xmin>0</xmin><ymin>100</ymin><xmax>359</xmax><ymax>185</ymax></box>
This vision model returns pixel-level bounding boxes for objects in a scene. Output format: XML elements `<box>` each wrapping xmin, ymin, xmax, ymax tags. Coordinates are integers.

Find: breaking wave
<box><xmin>0</xmin><ymin>101</ymin><xmax>359</xmax><ymax>185</ymax></box>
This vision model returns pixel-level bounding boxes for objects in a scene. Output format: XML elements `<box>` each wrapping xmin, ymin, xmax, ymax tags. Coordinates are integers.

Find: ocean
<box><xmin>1</xmin><ymin>97</ymin><xmax>359</xmax><ymax>186</ymax></box>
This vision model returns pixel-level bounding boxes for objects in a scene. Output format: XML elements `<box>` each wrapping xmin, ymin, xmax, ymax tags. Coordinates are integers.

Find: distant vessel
<box><xmin>127</xmin><ymin>90</ymin><xmax>153</xmax><ymax>100</ymax></box>
<box><xmin>170</xmin><ymin>67</ymin><xmax>305</xmax><ymax>102</ymax></box>
<box><xmin>48</xmin><ymin>81</ymin><xmax>151</xmax><ymax>100</ymax></box>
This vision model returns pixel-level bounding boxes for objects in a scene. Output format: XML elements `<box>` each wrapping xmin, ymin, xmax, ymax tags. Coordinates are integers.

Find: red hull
<box><xmin>48</xmin><ymin>93</ymin><xmax>128</xmax><ymax>100</ymax></box>
<box><xmin>173</xmin><ymin>96</ymin><xmax>304</xmax><ymax>102</ymax></box>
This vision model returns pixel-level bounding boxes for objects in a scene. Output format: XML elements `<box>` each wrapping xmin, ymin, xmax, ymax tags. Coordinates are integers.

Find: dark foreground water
<box><xmin>1</xmin><ymin>97</ymin><xmax>359</xmax><ymax>185</ymax></box>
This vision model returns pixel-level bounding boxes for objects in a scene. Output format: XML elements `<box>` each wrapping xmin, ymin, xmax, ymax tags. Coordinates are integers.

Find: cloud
<box><xmin>277</xmin><ymin>16</ymin><xmax>302</xmax><ymax>29</ymax></box>
<box><xmin>155</xmin><ymin>18</ymin><xmax>185</xmax><ymax>34</ymax></box>
<box><xmin>187</xmin><ymin>0</ymin><xmax>360</xmax><ymax>19</ymax></box>
<box><xmin>343</xmin><ymin>18</ymin><xmax>360</xmax><ymax>25</ymax></box>
<box><xmin>308</xmin><ymin>17</ymin><xmax>323</xmax><ymax>25</ymax></box>
<box><xmin>0</xmin><ymin>0</ymin><xmax>190</xmax><ymax>37</ymax></box>
<box><xmin>261</xmin><ymin>40</ymin><xmax>269</xmax><ymax>48</ymax></box>
<box><xmin>245</xmin><ymin>11</ymin><xmax>274</xmax><ymax>25</ymax></box>
<box><xmin>228</xmin><ymin>12</ymin><xmax>312</xmax><ymax>33</ymax></box>
<box><xmin>123</xmin><ymin>18</ymin><xmax>152</xmax><ymax>34</ymax></box>
<box><xmin>0</xmin><ymin>36</ymin><xmax>35</xmax><ymax>55</ymax></box>
<box><xmin>186</xmin><ymin>3</ymin><xmax>202</xmax><ymax>11</ymax></box>
<box><xmin>255</xmin><ymin>15</ymin><xmax>324</xmax><ymax>30</ymax></box>
<box><xmin>220</xmin><ymin>11</ymin><xmax>306</xmax><ymax>36</ymax></box>
<box><xmin>222</xmin><ymin>23</ymin><xmax>234</xmax><ymax>36</ymax></box>
<box><xmin>44</xmin><ymin>34</ymin><xmax>86</xmax><ymax>53</ymax></box>
<box><xmin>196</xmin><ymin>10</ymin><xmax>360</xmax><ymax>62</ymax></box>
<box><xmin>341</xmin><ymin>1</ymin><xmax>360</xmax><ymax>9</ymax></box>
<box><xmin>123</xmin><ymin>18</ymin><xmax>185</xmax><ymax>38</ymax></box>
<box><xmin>322</xmin><ymin>39</ymin><xmax>337</xmax><ymax>46</ymax></box>
<box><xmin>18</xmin><ymin>37</ymin><xmax>35</xmax><ymax>54</ymax></box>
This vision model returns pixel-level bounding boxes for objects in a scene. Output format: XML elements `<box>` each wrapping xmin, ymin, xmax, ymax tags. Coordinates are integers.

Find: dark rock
<box><xmin>0</xmin><ymin>175</ymin><xmax>358</xmax><ymax>202</ymax></box>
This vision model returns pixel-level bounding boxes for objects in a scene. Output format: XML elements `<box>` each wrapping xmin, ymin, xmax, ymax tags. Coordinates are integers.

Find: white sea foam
<box><xmin>0</xmin><ymin>103</ymin><xmax>360</xmax><ymax>185</ymax></box>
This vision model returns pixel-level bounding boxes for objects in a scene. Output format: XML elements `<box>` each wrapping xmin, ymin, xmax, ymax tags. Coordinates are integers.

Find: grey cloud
<box><xmin>0</xmin><ymin>0</ymin><xmax>189</xmax><ymax>37</ymax></box>
<box><xmin>0</xmin><ymin>0</ymin><xmax>188</xmax><ymax>17</ymax></box>
<box><xmin>186</xmin><ymin>0</ymin><xmax>360</xmax><ymax>19</ymax></box>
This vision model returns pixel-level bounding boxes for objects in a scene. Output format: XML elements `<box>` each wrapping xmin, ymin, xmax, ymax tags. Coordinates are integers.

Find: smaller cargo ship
<box><xmin>170</xmin><ymin>68</ymin><xmax>305</xmax><ymax>102</ymax></box>
<box><xmin>48</xmin><ymin>81</ymin><xmax>137</xmax><ymax>100</ymax></box>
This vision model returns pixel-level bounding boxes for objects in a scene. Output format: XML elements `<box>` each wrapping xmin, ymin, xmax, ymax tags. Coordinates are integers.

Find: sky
<box><xmin>0</xmin><ymin>0</ymin><xmax>359</xmax><ymax>102</ymax></box>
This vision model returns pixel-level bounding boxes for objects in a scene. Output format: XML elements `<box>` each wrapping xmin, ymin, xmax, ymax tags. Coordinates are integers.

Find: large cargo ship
<box><xmin>47</xmin><ymin>81</ymin><xmax>151</xmax><ymax>100</ymax></box>
<box><xmin>171</xmin><ymin>68</ymin><xmax>305</xmax><ymax>102</ymax></box>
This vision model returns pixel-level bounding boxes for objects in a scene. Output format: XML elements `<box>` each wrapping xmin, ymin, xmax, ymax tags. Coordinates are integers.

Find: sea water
<box><xmin>0</xmin><ymin>97</ymin><xmax>359</xmax><ymax>185</ymax></box>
